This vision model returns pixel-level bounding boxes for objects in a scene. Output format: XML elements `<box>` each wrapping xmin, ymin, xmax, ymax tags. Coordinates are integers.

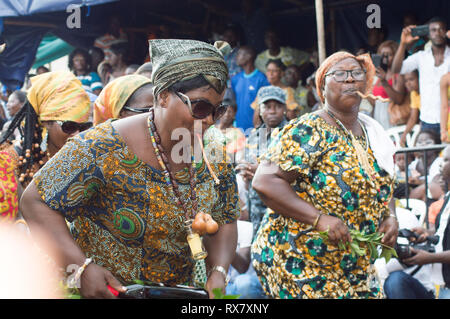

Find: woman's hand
<box><xmin>79</xmin><ymin>263</ymin><xmax>127</xmax><ymax>299</ymax></box>
<box><xmin>205</xmin><ymin>270</ymin><xmax>227</xmax><ymax>299</ymax></box>
<box><xmin>379</xmin><ymin>216</ymin><xmax>399</xmax><ymax>248</ymax></box>
<box><xmin>316</xmin><ymin>214</ymin><xmax>352</xmax><ymax>246</ymax></box>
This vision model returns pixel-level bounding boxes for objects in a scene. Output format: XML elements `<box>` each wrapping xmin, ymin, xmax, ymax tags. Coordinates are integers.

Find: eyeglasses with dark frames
<box><xmin>325</xmin><ymin>69</ymin><xmax>366</xmax><ymax>82</ymax></box>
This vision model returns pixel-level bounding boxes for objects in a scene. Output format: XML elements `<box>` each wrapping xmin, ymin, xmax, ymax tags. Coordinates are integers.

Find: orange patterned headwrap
<box><xmin>315</xmin><ymin>52</ymin><xmax>375</xmax><ymax>103</ymax></box>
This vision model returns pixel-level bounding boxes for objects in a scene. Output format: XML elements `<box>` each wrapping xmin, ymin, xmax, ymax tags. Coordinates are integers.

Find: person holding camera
<box><xmin>384</xmin><ymin>145</ymin><xmax>450</xmax><ymax>299</ymax></box>
<box><xmin>392</xmin><ymin>16</ymin><xmax>450</xmax><ymax>139</ymax></box>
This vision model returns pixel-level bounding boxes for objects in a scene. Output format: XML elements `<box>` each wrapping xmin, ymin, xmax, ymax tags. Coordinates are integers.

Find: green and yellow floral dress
<box><xmin>251</xmin><ymin>113</ymin><xmax>394</xmax><ymax>299</ymax></box>
<box><xmin>34</xmin><ymin>120</ymin><xmax>239</xmax><ymax>286</ymax></box>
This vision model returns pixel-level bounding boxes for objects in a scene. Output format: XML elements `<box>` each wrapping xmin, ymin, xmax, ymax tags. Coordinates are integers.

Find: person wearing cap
<box><xmin>20</xmin><ymin>39</ymin><xmax>239</xmax><ymax>299</ymax></box>
<box><xmin>237</xmin><ymin>85</ymin><xmax>288</xmax><ymax>242</ymax></box>
<box><xmin>250</xmin><ymin>51</ymin><xmax>398</xmax><ymax>298</ymax></box>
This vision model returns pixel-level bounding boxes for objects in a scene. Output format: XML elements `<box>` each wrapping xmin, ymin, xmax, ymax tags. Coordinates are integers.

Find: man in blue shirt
<box><xmin>231</xmin><ymin>46</ymin><xmax>269</xmax><ymax>133</ymax></box>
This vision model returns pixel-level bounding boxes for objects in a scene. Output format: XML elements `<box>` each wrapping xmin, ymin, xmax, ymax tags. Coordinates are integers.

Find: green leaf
<box><xmin>212</xmin><ymin>288</ymin><xmax>240</xmax><ymax>299</ymax></box>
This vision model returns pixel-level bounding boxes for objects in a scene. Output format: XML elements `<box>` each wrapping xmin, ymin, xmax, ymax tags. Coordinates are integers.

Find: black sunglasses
<box><xmin>174</xmin><ymin>92</ymin><xmax>228</xmax><ymax>121</ymax></box>
<box><xmin>56</xmin><ymin>121</ymin><xmax>93</xmax><ymax>134</ymax></box>
<box><xmin>122</xmin><ymin>106</ymin><xmax>153</xmax><ymax>113</ymax></box>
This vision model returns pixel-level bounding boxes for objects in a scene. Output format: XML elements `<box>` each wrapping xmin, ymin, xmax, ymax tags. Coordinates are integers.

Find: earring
<box><xmin>40</xmin><ymin>130</ymin><xmax>48</xmax><ymax>152</ymax></box>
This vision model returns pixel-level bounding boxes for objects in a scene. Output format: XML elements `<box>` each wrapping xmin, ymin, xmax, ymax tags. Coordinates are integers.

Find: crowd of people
<box><xmin>0</xmin><ymin>8</ymin><xmax>450</xmax><ymax>300</ymax></box>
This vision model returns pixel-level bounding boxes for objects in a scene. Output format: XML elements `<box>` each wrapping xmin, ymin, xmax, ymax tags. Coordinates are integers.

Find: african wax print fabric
<box><xmin>149</xmin><ymin>39</ymin><xmax>229</xmax><ymax>98</ymax></box>
<box><xmin>33</xmin><ymin>120</ymin><xmax>239</xmax><ymax>286</ymax></box>
<box><xmin>251</xmin><ymin>114</ymin><xmax>394</xmax><ymax>299</ymax></box>
<box><xmin>0</xmin><ymin>150</ymin><xmax>18</xmax><ymax>220</ymax></box>
<box><xmin>93</xmin><ymin>74</ymin><xmax>152</xmax><ymax>125</ymax></box>
<box><xmin>27</xmin><ymin>70</ymin><xmax>90</xmax><ymax>123</ymax></box>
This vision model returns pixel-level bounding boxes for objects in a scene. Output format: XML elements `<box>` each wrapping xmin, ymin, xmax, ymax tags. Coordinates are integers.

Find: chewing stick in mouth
<box><xmin>196</xmin><ymin>133</ymin><xmax>220</xmax><ymax>185</ymax></box>
<box><xmin>356</xmin><ymin>91</ymin><xmax>390</xmax><ymax>103</ymax></box>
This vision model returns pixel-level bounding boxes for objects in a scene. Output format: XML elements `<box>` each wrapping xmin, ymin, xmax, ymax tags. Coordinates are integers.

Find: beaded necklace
<box><xmin>147</xmin><ymin>108</ymin><xmax>198</xmax><ymax>221</ymax></box>
<box><xmin>325</xmin><ymin>109</ymin><xmax>380</xmax><ymax>191</ymax></box>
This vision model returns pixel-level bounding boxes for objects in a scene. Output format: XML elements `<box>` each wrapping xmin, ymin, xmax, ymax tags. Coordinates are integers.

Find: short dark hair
<box><xmin>125</xmin><ymin>83</ymin><xmax>154</xmax><ymax>106</ymax></box>
<box><xmin>168</xmin><ymin>74</ymin><xmax>213</xmax><ymax>95</ymax></box>
<box><xmin>266</xmin><ymin>59</ymin><xmax>286</xmax><ymax>71</ymax></box>
<box><xmin>428</xmin><ymin>16</ymin><xmax>447</xmax><ymax>27</ymax></box>
<box><xmin>239</xmin><ymin>45</ymin><xmax>256</xmax><ymax>61</ymax></box>
<box><xmin>68</xmin><ymin>48</ymin><xmax>92</xmax><ymax>71</ymax></box>
<box><xmin>110</xmin><ymin>42</ymin><xmax>128</xmax><ymax>57</ymax></box>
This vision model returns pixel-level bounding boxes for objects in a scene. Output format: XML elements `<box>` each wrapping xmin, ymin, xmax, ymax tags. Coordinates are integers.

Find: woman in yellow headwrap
<box><xmin>93</xmin><ymin>74</ymin><xmax>153</xmax><ymax>125</ymax></box>
<box><xmin>0</xmin><ymin>70</ymin><xmax>91</xmax><ymax>187</ymax></box>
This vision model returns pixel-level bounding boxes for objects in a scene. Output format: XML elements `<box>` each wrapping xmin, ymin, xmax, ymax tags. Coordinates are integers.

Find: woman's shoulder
<box><xmin>73</xmin><ymin>119</ymin><xmax>125</xmax><ymax>155</ymax></box>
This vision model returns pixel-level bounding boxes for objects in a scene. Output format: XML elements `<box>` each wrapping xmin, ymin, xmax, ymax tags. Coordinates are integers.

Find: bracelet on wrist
<box><xmin>313</xmin><ymin>212</ymin><xmax>323</xmax><ymax>229</ymax></box>
<box><xmin>67</xmin><ymin>257</ymin><xmax>93</xmax><ymax>288</ymax></box>
<box><xmin>208</xmin><ymin>265</ymin><xmax>230</xmax><ymax>286</ymax></box>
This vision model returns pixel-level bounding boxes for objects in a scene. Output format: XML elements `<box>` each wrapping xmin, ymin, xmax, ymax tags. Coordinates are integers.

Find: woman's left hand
<box><xmin>379</xmin><ymin>216</ymin><xmax>399</xmax><ymax>248</ymax></box>
<box><xmin>205</xmin><ymin>270</ymin><xmax>227</xmax><ymax>299</ymax></box>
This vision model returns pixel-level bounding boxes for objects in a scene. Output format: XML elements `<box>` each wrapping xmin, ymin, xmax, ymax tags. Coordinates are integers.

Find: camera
<box><xmin>371</xmin><ymin>53</ymin><xmax>389</xmax><ymax>72</ymax></box>
<box><xmin>395</xmin><ymin>228</ymin><xmax>439</xmax><ymax>261</ymax></box>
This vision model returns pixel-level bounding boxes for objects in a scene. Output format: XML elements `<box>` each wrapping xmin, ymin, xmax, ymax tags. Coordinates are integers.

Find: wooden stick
<box><xmin>196</xmin><ymin>133</ymin><xmax>220</xmax><ymax>185</ymax></box>
<box><xmin>356</xmin><ymin>91</ymin><xmax>390</xmax><ymax>103</ymax></box>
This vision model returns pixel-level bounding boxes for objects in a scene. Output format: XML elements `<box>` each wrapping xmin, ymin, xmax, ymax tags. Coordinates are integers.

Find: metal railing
<box><xmin>395</xmin><ymin>144</ymin><xmax>446</xmax><ymax>229</ymax></box>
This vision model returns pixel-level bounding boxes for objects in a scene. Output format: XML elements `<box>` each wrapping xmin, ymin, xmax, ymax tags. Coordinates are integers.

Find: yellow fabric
<box><xmin>93</xmin><ymin>74</ymin><xmax>152</xmax><ymax>125</ymax></box>
<box><xmin>27</xmin><ymin>70</ymin><xmax>90</xmax><ymax>123</ymax></box>
<box><xmin>410</xmin><ymin>90</ymin><xmax>421</xmax><ymax>110</ymax></box>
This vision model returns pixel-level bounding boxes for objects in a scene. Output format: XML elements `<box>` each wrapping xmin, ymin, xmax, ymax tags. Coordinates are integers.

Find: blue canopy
<box><xmin>0</xmin><ymin>0</ymin><xmax>116</xmax><ymax>17</ymax></box>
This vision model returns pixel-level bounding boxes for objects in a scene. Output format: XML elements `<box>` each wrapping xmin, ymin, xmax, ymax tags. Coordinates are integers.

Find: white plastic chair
<box><xmin>386</xmin><ymin>124</ymin><xmax>421</xmax><ymax>148</ymax></box>
<box><xmin>398</xmin><ymin>198</ymin><xmax>427</xmax><ymax>226</ymax></box>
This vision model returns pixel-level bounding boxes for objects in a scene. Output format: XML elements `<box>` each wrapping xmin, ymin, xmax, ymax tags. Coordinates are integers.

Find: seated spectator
<box><xmin>428</xmin><ymin>174</ymin><xmax>446</xmax><ymax>231</ymax></box>
<box><xmin>409</xmin><ymin>130</ymin><xmax>443</xmax><ymax>202</ymax></box>
<box><xmin>2</xmin><ymin>90</ymin><xmax>26</xmax><ymax>140</ymax></box>
<box><xmin>283</xmin><ymin>64</ymin><xmax>309</xmax><ymax>118</ymax></box>
<box><xmin>221</xmin><ymin>24</ymin><xmax>243</xmax><ymax>87</ymax></box>
<box><xmin>69</xmin><ymin>48</ymin><xmax>103</xmax><ymax>96</ymax></box>
<box><xmin>89</xmin><ymin>47</ymin><xmax>105</xmax><ymax>75</ymax></box>
<box><xmin>231</xmin><ymin>46</ymin><xmax>269</xmax><ymax>132</ymax></box>
<box><xmin>255</xmin><ymin>29</ymin><xmax>309</xmax><ymax>74</ymax></box>
<box><xmin>98</xmin><ymin>42</ymin><xmax>129</xmax><ymax>85</ymax></box>
<box><xmin>214</xmin><ymin>90</ymin><xmax>246</xmax><ymax>165</ymax></box>
<box><xmin>251</xmin><ymin>59</ymin><xmax>299</xmax><ymax>126</ymax></box>
<box><xmin>384</xmin><ymin>145</ymin><xmax>450</xmax><ymax>299</ymax></box>
<box><xmin>371</xmin><ymin>40</ymin><xmax>408</xmax><ymax>129</ymax></box>
<box><xmin>135</xmin><ymin>62</ymin><xmax>152</xmax><ymax>79</ymax></box>
<box><xmin>94</xmin><ymin>15</ymin><xmax>128</xmax><ymax>61</ymax></box>
<box><xmin>400</xmin><ymin>70</ymin><xmax>421</xmax><ymax>147</ymax></box>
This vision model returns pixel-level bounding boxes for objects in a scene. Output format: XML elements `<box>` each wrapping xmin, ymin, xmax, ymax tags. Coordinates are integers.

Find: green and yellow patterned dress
<box><xmin>251</xmin><ymin>113</ymin><xmax>394</xmax><ymax>299</ymax></box>
<box><xmin>33</xmin><ymin>120</ymin><xmax>239</xmax><ymax>286</ymax></box>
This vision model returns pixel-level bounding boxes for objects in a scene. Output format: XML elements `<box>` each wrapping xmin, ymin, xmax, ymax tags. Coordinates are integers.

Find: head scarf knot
<box><xmin>27</xmin><ymin>70</ymin><xmax>90</xmax><ymax>123</ymax></box>
<box><xmin>315</xmin><ymin>52</ymin><xmax>375</xmax><ymax>103</ymax></box>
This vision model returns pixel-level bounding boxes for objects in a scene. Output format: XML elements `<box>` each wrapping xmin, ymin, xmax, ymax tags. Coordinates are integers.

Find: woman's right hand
<box><xmin>316</xmin><ymin>214</ymin><xmax>352</xmax><ymax>246</ymax></box>
<box><xmin>79</xmin><ymin>263</ymin><xmax>127</xmax><ymax>299</ymax></box>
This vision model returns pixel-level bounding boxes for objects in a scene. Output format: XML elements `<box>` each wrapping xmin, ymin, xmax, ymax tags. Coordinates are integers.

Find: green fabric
<box><xmin>32</xmin><ymin>34</ymin><xmax>74</xmax><ymax>69</ymax></box>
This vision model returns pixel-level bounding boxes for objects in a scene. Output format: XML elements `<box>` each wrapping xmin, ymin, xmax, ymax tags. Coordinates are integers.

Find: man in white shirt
<box><xmin>392</xmin><ymin>17</ymin><xmax>450</xmax><ymax>139</ymax></box>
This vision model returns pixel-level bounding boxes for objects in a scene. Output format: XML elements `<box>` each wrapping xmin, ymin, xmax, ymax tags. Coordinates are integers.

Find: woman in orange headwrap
<box><xmin>93</xmin><ymin>74</ymin><xmax>153</xmax><ymax>125</ymax></box>
<box><xmin>251</xmin><ymin>51</ymin><xmax>398</xmax><ymax>299</ymax></box>
<box><xmin>0</xmin><ymin>70</ymin><xmax>92</xmax><ymax>187</ymax></box>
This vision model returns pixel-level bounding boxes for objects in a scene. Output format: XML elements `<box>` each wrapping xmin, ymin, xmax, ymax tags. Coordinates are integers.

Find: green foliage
<box><xmin>318</xmin><ymin>229</ymin><xmax>398</xmax><ymax>263</ymax></box>
<box><xmin>212</xmin><ymin>288</ymin><xmax>240</xmax><ymax>299</ymax></box>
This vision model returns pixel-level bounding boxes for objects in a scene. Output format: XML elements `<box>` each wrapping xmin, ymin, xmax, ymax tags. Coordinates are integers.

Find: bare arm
<box><xmin>252</xmin><ymin>161</ymin><xmax>351</xmax><ymax>245</ymax></box>
<box><xmin>392</xmin><ymin>26</ymin><xmax>419</xmax><ymax>74</ymax></box>
<box><xmin>20</xmin><ymin>182</ymin><xmax>126</xmax><ymax>298</ymax></box>
<box><xmin>230</xmin><ymin>247</ymin><xmax>251</xmax><ymax>274</ymax></box>
<box><xmin>400</xmin><ymin>108</ymin><xmax>420</xmax><ymax>147</ymax></box>
<box><xmin>203</xmin><ymin>220</ymin><xmax>238</xmax><ymax>297</ymax></box>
